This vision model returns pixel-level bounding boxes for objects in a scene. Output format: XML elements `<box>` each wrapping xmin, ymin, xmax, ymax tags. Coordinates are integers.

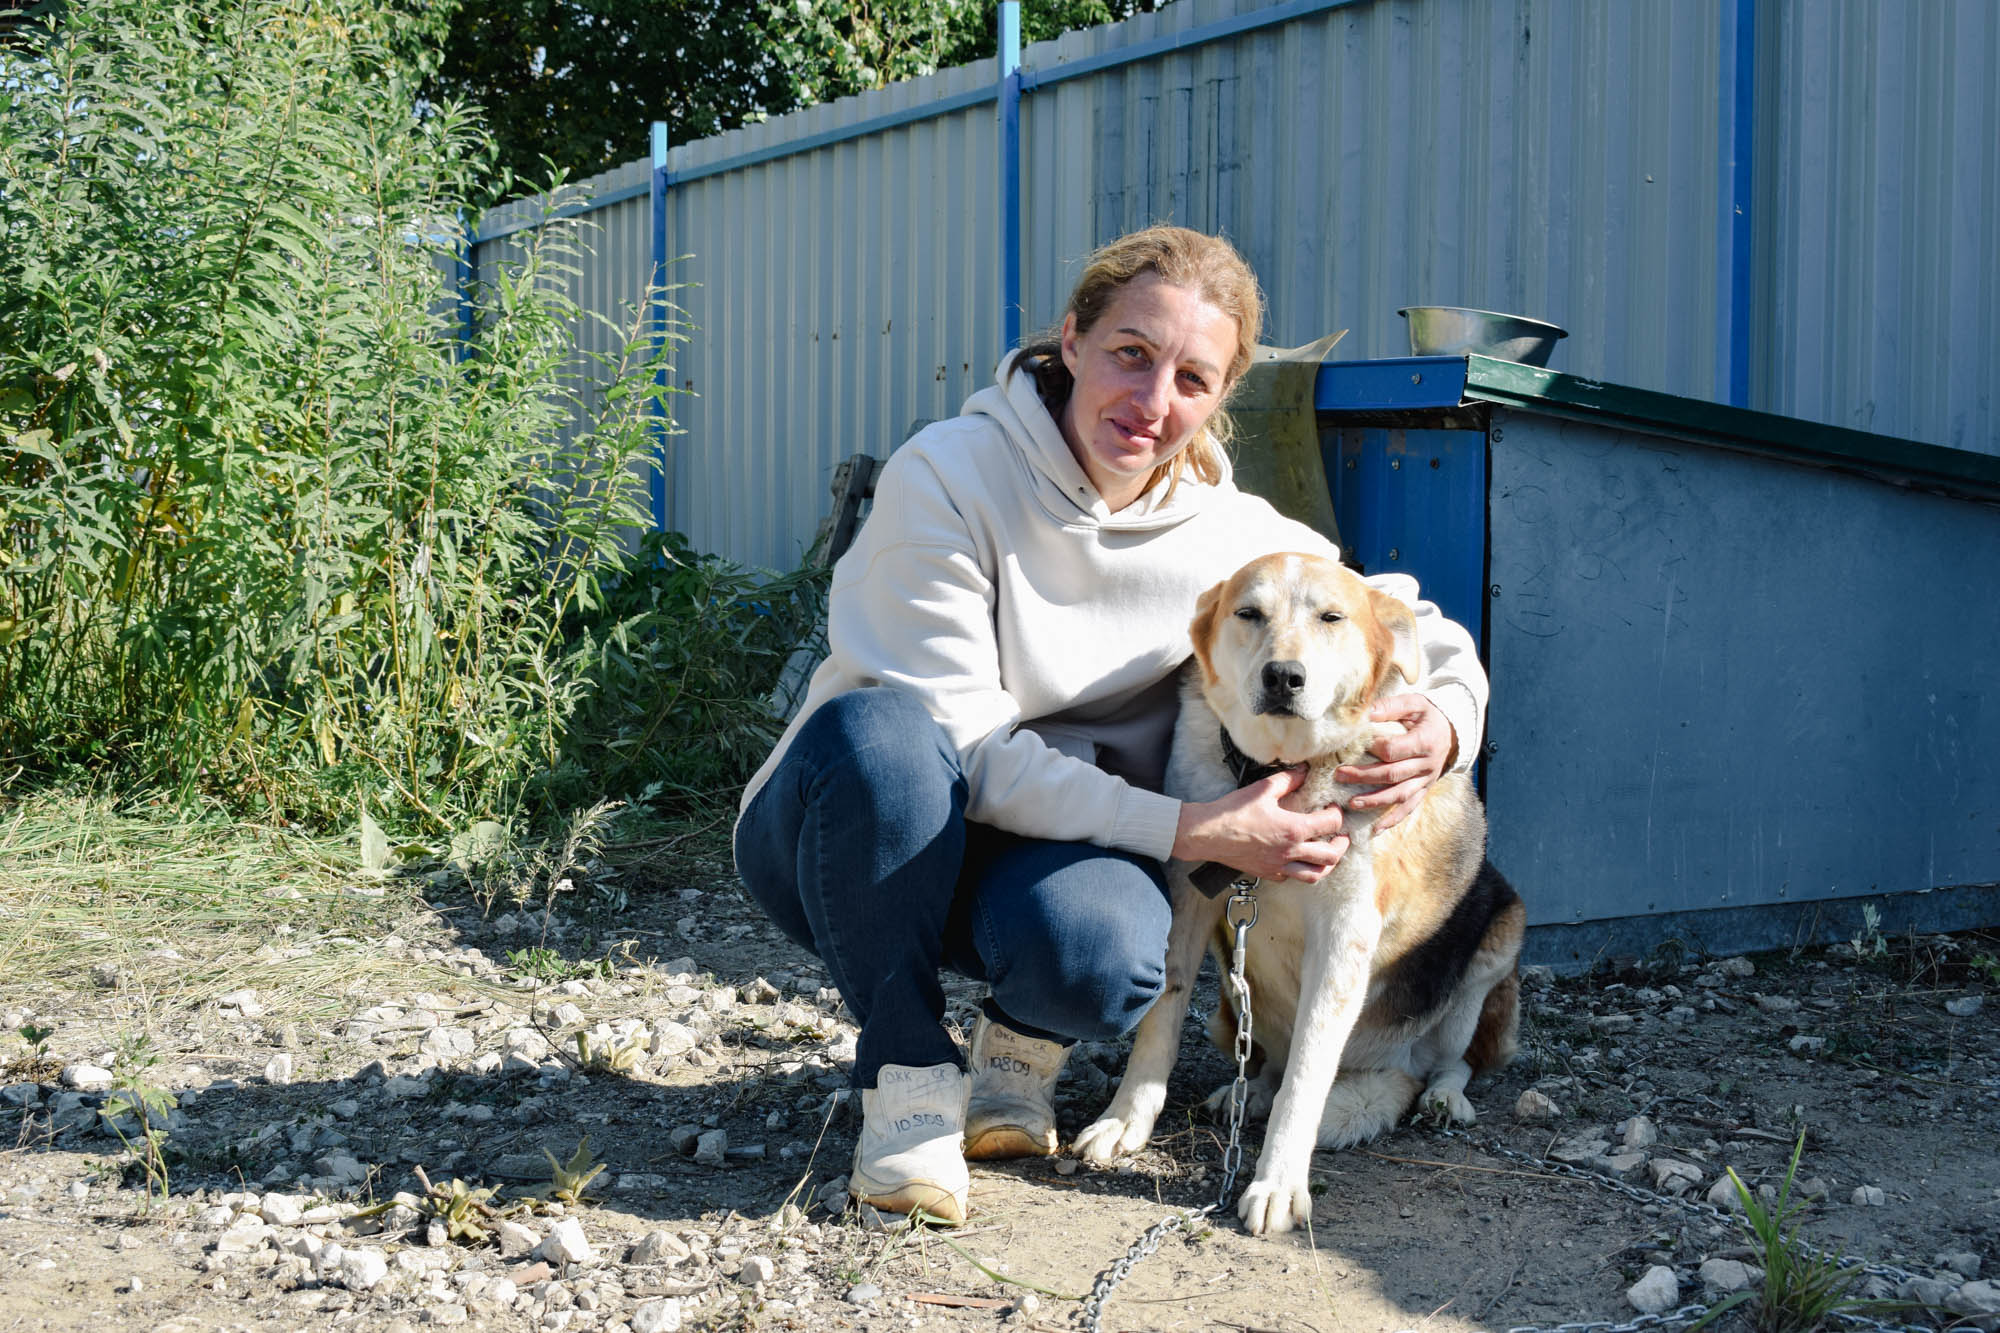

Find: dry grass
<box><xmin>0</xmin><ymin>793</ymin><xmax>460</xmax><ymax>1023</ymax></box>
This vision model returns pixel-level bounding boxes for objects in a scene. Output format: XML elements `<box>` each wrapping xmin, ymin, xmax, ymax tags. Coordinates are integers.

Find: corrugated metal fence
<box><xmin>462</xmin><ymin>0</ymin><xmax>2000</xmax><ymax>573</ymax></box>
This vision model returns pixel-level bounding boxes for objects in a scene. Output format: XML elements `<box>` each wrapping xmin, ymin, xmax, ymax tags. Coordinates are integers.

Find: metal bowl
<box><xmin>1398</xmin><ymin>306</ymin><xmax>1568</xmax><ymax>367</ymax></box>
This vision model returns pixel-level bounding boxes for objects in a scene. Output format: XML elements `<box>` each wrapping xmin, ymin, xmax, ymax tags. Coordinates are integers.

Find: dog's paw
<box><xmin>1072</xmin><ymin>1112</ymin><xmax>1156</xmax><ymax>1164</ymax></box>
<box><xmin>1419</xmin><ymin>1085</ymin><xmax>1475</xmax><ymax>1125</ymax></box>
<box><xmin>1237</xmin><ymin>1175</ymin><xmax>1314</xmax><ymax>1235</ymax></box>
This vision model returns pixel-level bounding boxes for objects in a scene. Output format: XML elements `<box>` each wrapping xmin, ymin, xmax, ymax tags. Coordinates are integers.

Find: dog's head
<box><xmin>1188</xmin><ymin>552</ymin><xmax>1420</xmax><ymax>765</ymax></box>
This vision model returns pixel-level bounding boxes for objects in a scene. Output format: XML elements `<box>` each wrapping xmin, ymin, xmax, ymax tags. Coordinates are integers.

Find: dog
<box><xmin>1073</xmin><ymin>551</ymin><xmax>1524</xmax><ymax>1235</ymax></box>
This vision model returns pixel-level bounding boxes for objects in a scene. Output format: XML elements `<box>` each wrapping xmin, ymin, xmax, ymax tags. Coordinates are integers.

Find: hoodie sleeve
<box><xmin>824</xmin><ymin>444</ymin><xmax>1182</xmax><ymax>856</ymax></box>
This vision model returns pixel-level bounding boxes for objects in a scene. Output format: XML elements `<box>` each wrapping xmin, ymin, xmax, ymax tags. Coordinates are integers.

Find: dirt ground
<box><xmin>2</xmin><ymin>844</ymin><xmax>1996</xmax><ymax>1333</ymax></box>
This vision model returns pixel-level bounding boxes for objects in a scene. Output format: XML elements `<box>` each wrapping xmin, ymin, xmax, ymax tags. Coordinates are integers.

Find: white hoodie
<box><xmin>738</xmin><ymin>352</ymin><xmax>1487</xmax><ymax>861</ymax></box>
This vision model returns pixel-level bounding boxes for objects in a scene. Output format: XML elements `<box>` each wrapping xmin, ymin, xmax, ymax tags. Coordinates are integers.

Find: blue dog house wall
<box><xmin>1313</xmin><ymin>356</ymin><xmax>2000</xmax><ymax>971</ymax></box>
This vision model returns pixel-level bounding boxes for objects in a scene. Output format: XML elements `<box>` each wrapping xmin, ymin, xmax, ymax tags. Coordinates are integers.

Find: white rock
<box><xmin>1591</xmin><ymin>1013</ymin><xmax>1636</xmax><ymax>1033</ymax></box>
<box><xmin>217</xmin><ymin>988</ymin><xmax>265</xmax><ymax>1017</ymax></box>
<box><xmin>631</xmin><ymin>1231</ymin><xmax>692</xmax><ymax>1266</ymax></box>
<box><xmin>1717</xmin><ymin>956</ymin><xmax>1756</xmax><ymax>978</ymax></box>
<box><xmin>1707</xmin><ymin>1176</ymin><xmax>1746</xmax><ymax>1210</ymax></box>
<box><xmin>496</xmin><ymin>1220</ymin><xmax>540</xmax><ymax>1258</ymax></box>
<box><xmin>1620</xmin><ymin>1116</ymin><xmax>1659</xmax><ymax>1148</ymax></box>
<box><xmin>504</xmin><ymin>1029</ymin><xmax>551</xmax><ymax>1059</ymax></box>
<box><xmin>196</xmin><ymin>1205</ymin><xmax>236</xmax><ymax>1228</ymax></box>
<box><xmin>314</xmin><ymin>1241</ymin><xmax>346</xmax><ymax>1275</ymax></box>
<box><xmin>1627</xmin><ymin>1265</ymin><xmax>1679</xmax><ymax>1314</ymax></box>
<box><xmin>1939</xmin><ymin>1252</ymin><xmax>1984</xmax><ymax>1280</ymax></box>
<box><xmin>738</xmin><ymin>1255</ymin><xmax>776</xmax><ymax>1285</ymax></box>
<box><xmin>340</xmin><ymin>1247</ymin><xmax>389</xmax><ymax>1291</ymax></box>
<box><xmin>60</xmin><ymin>1064</ymin><xmax>114</xmax><ymax>1092</ymax></box>
<box><xmin>1754</xmin><ymin>994</ymin><xmax>1799</xmax><ymax>1013</ymax></box>
<box><xmin>258</xmin><ymin>1192</ymin><xmax>304</xmax><ymax>1226</ymax></box>
<box><xmin>263</xmin><ymin>1053</ymin><xmax>294</xmax><ymax>1085</ymax></box>
<box><xmin>1648</xmin><ymin>1159</ymin><xmax>1703</xmax><ymax>1194</ymax></box>
<box><xmin>1946</xmin><ymin>995</ymin><xmax>1985</xmax><ymax>1017</ymax></box>
<box><xmin>551</xmin><ymin>1002</ymin><xmax>585</xmax><ymax>1027</ymax></box>
<box><xmin>693</xmin><ymin>1129</ymin><xmax>728</xmax><ymax>1167</ymax></box>
<box><xmin>1596</xmin><ymin>1151</ymin><xmax>1648</xmax><ymax>1179</ymax></box>
<box><xmin>1950</xmin><ymin>1280</ymin><xmax>2000</xmax><ymax>1316</ymax></box>
<box><xmin>1547</xmin><ymin>1136</ymin><xmax>1611</xmax><ymax>1164</ymax></box>
<box><xmin>214</xmin><ymin>1219</ymin><xmax>273</xmax><ymax>1255</ymax></box>
<box><xmin>1514</xmin><ymin>1089</ymin><xmax>1560</xmax><ymax>1121</ymax></box>
<box><xmin>1699</xmin><ymin>1258</ymin><xmax>1756</xmax><ymax>1292</ymax></box>
<box><xmin>537</xmin><ymin>1218</ymin><xmax>595</xmax><ymax>1266</ymax></box>
<box><xmin>649</xmin><ymin>1022</ymin><xmax>698</xmax><ymax>1060</ymax></box>
<box><xmin>631</xmin><ymin>1298</ymin><xmax>684</xmax><ymax>1333</ymax></box>
<box><xmin>1788</xmin><ymin>1035</ymin><xmax>1827</xmax><ymax>1054</ymax></box>
<box><xmin>420</xmin><ymin>1027</ymin><xmax>476</xmax><ymax>1061</ymax></box>
<box><xmin>1852</xmin><ymin>1184</ymin><xmax>1887</xmax><ymax>1206</ymax></box>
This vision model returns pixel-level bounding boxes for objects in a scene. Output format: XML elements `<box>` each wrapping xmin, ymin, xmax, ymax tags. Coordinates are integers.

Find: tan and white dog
<box><xmin>1074</xmin><ymin>551</ymin><xmax>1524</xmax><ymax>1235</ymax></box>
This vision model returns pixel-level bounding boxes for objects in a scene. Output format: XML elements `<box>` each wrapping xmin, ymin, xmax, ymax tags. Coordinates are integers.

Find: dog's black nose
<box><xmin>1261</xmin><ymin>659</ymin><xmax>1306</xmax><ymax>696</ymax></box>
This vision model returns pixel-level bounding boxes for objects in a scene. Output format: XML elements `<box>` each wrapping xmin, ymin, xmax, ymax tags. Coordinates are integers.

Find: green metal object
<box><xmin>1226</xmin><ymin>331</ymin><xmax>1348</xmax><ymax>546</ymax></box>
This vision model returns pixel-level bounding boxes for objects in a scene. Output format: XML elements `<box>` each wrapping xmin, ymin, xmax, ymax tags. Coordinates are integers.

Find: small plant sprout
<box><xmin>1690</xmin><ymin>1129</ymin><xmax>1918</xmax><ymax>1333</ymax></box>
<box><xmin>540</xmin><ymin>1137</ymin><xmax>607</xmax><ymax>1207</ymax></box>
<box><xmin>574</xmin><ymin>1029</ymin><xmax>647</xmax><ymax>1076</ymax></box>
<box><xmin>17</xmin><ymin>1023</ymin><xmax>53</xmax><ymax>1059</ymax></box>
<box><xmin>412</xmin><ymin>1164</ymin><xmax>508</xmax><ymax>1245</ymax></box>
<box><xmin>1849</xmin><ymin>903</ymin><xmax>1888</xmax><ymax>960</ymax></box>
<box><xmin>103</xmin><ymin>1032</ymin><xmax>177</xmax><ymax>1208</ymax></box>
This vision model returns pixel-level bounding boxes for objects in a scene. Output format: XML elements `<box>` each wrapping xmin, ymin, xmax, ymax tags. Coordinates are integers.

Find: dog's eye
<box><xmin>1319</xmin><ymin>611</ymin><xmax>1345</xmax><ymax>624</ymax></box>
<box><xmin>1233</xmin><ymin>607</ymin><xmax>1263</xmax><ymax>623</ymax></box>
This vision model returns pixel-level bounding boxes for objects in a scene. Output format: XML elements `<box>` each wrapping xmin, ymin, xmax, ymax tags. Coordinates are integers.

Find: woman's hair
<box><xmin>1018</xmin><ymin>225</ymin><xmax>1265</xmax><ymax>498</ymax></box>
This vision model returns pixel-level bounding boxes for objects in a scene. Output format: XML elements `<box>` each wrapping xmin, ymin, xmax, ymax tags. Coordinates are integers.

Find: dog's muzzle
<box><xmin>1254</xmin><ymin>658</ymin><xmax>1306</xmax><ymax>715</ymax></box>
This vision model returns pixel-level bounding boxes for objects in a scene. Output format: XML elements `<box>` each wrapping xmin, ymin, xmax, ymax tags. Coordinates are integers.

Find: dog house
<box><xmin>1292</xmin><ymin>354</ymin><xmax>2000</xmax><ymax>969</ymax></box>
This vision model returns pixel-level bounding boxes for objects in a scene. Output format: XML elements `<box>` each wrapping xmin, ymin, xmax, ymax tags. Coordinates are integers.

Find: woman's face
<box><xmin>1058</xmin><ymin>273</ymin><xmax>1237</xmax><ymax>512</ymax></box>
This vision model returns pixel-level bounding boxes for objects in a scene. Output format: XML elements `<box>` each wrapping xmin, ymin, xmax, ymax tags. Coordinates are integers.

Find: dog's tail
<box><xmin>1315</xmin><ymin>1069</ymin><xmax>1421</xmax><ymax>1149</ymax></box>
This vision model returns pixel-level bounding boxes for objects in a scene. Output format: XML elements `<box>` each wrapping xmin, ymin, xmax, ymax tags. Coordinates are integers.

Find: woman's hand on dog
<box><xmin>1336</xmin><ymin>692</ymin><xmax>1457</xmax><ymax>831</ymax></box>
<box><xmin>1172</xmin><ymin>767</ymin><xmax>1349</xmax><ymax>883</ymax></box>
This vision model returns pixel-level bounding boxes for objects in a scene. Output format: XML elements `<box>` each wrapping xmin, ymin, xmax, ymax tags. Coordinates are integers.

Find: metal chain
<box><xmin>1076</xmin><ymin>910</ymin><xmax>1938</xmax><ymax>1333</ymax></box>
<box><xmin>1078</xmin><ymin>885</ymin><xmax>1259</xmax><ymax>1333</ymax></box>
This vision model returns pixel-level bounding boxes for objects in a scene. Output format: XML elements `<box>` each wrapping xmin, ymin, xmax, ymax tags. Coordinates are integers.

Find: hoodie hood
<box><xmin>961</xmin><ymin>350</ymin><xmax>1233</xmax><ymax>533</ymax></box>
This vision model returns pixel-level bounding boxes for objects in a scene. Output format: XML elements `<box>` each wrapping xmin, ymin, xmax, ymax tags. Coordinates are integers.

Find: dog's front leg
<box><xmin>1075</xmin><ymin>872</ymin><xmax>1229</xmax><ymax>1163</ymax></box>
<box><xmin>1236</xmin><ymin>866</ymin><xmax>1382</xmax><ymax>1235</ymax></box>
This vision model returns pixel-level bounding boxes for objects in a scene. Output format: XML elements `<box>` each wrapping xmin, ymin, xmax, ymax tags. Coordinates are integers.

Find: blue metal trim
<box><xmin>1019</xmin><ymin>0</ymin><xmax>1361</xmax><ymax>92</ymax></box>
<box><xmin>666</xmin><ymin>86</ymin><xmax>999</xmax><ymax>189</ymax></box>
<box><xmin>470</xmin><ymin>180</ymin><xmax>651</xmax><ymax>246</ymax></box>
<box><xmin>1715</xmin><ymin>0</ymin><xmax>1755</xmax><ymax>408</ymax></box>
<box><xmin>1313</xmin><ymin>357</ymin><xmax>1470</xmax><ymax>413</ymax></box>
<box><xmin>648</xmin><ymin>121</ymin><xmax>670</xmax><ymax>536</ymax></box>
<box><xmin>454</xmin><ymin>207</ymin><xmax>475</xmax><ymax>362</ymax></box>
<box><xmin>999</xmin><ymin>2</ymin><xmax>1023</xmax><ymax>351</ymax></box>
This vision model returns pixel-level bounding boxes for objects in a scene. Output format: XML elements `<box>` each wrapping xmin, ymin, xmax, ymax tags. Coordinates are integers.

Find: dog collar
<box><xmin>1220</xmin><ymin>726</ymin><xmax>1287</xmax><ymax>788</ymax></box>
<box><xmin>1190</xmin><ymin>727</ymin><xmax>1289</xmax><ymax>899</ymax></box>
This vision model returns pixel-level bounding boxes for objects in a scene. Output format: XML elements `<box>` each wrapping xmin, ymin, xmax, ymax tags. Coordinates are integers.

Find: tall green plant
<box><xmin>0</xmin><ymin>0</ymin><xmax>750</xmax><ymax>832</ymax></box>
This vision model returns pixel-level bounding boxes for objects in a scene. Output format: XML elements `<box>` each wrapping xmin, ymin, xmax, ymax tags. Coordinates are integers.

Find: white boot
<box><xmin>849</xmin><ymin>1063</ymin><xmax>970</xmax><ymax>1224</ymax></box>
<box><xmin>963</xmin><ymin>1013</ymin><xmax>1069</xmax><ymax>1160</ymax></box>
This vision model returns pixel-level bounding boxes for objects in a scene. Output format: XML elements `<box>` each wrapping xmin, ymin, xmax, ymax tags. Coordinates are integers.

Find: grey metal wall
<box><xmin>1763</xmin><ymin>0</ymin><xmax>2000</xmax><ymax>455</ymax></box>
<box><xmin>467</xmin><ymin>0</ymin><xmax>2000</xmax><ymax>573</ymax></box>
<box><xmin>1020</xmin><ymin>0</ymin><xmax>1731</xmax><ymax>399</ymax></box>
<box><xmin>1484</xmin><ymin>407</ymin><xmax>2000</xmax><ymax>948</ymax></box>
<box><xmin>663</xmin><ymin>62</ymin><xmax>1002</xmax><ymax>570</ymax></box>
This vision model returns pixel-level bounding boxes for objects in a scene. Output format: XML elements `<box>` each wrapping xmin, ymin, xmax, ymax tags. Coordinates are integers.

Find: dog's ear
<box><xmin>1189</xmin><ymin>579</ymin><xmax>1227</xmax><ymax>686</ymax></box>
<box><xmin>1367</xmin><ymin>587</ymin><xmax>1423</xmax><ymax>690</ymax></box>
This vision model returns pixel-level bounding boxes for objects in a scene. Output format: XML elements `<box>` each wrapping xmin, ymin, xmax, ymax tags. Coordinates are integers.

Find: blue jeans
<box><xmin>734</xmin><ymin>687</ymin><xmax>1173</xmax><ymax>1089</ymax></box>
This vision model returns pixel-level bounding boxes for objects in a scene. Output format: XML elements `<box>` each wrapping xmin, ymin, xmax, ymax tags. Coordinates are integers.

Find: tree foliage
<box><xmin>0</xmin><ymin>0</ymin><xmax>823</xmax><ymax>830</ymax></box>
<box><xmin>428</xmin><ymin>0</ymin><xmax>1173</xmax><ymax>195</ymax></box>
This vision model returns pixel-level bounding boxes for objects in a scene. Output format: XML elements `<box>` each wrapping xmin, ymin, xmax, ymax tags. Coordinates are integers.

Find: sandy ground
<box><xmin>2</xmin><ymin>853</ymin><xmax>1996</xmax><ymax>1333</ymax></box>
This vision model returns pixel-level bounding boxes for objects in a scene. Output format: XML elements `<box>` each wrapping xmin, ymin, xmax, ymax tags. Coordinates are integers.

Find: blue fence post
<box><xmin>1715</xmin><ymin>0</ymin><xmax>1755</xmax><ymax>409</ymax></box>
<box><xmin>649</xmin><ymin>120</ymin><xmax>671</xmax><ymax>536</ymax></box>
<box><xmin>455</xmin><ymin>207</ymin><xmax>475</xmax><ymax>362</ymax></box>
<box><xmin>999</xmin><ymin>0</ymin><xmax>1023</xmax><ymax>353</ymax></box>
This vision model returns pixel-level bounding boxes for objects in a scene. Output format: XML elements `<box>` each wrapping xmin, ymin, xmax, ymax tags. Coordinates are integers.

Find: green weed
<box><xmin>103</xmin><ymin>1032</ymin><xmax>177</xmax><ymax>1208</ymax></box>
<box><xmin>1691</xmin><ymin>1131</ymin><xmax>1917</xmax><ymax>1333</ymax></box>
